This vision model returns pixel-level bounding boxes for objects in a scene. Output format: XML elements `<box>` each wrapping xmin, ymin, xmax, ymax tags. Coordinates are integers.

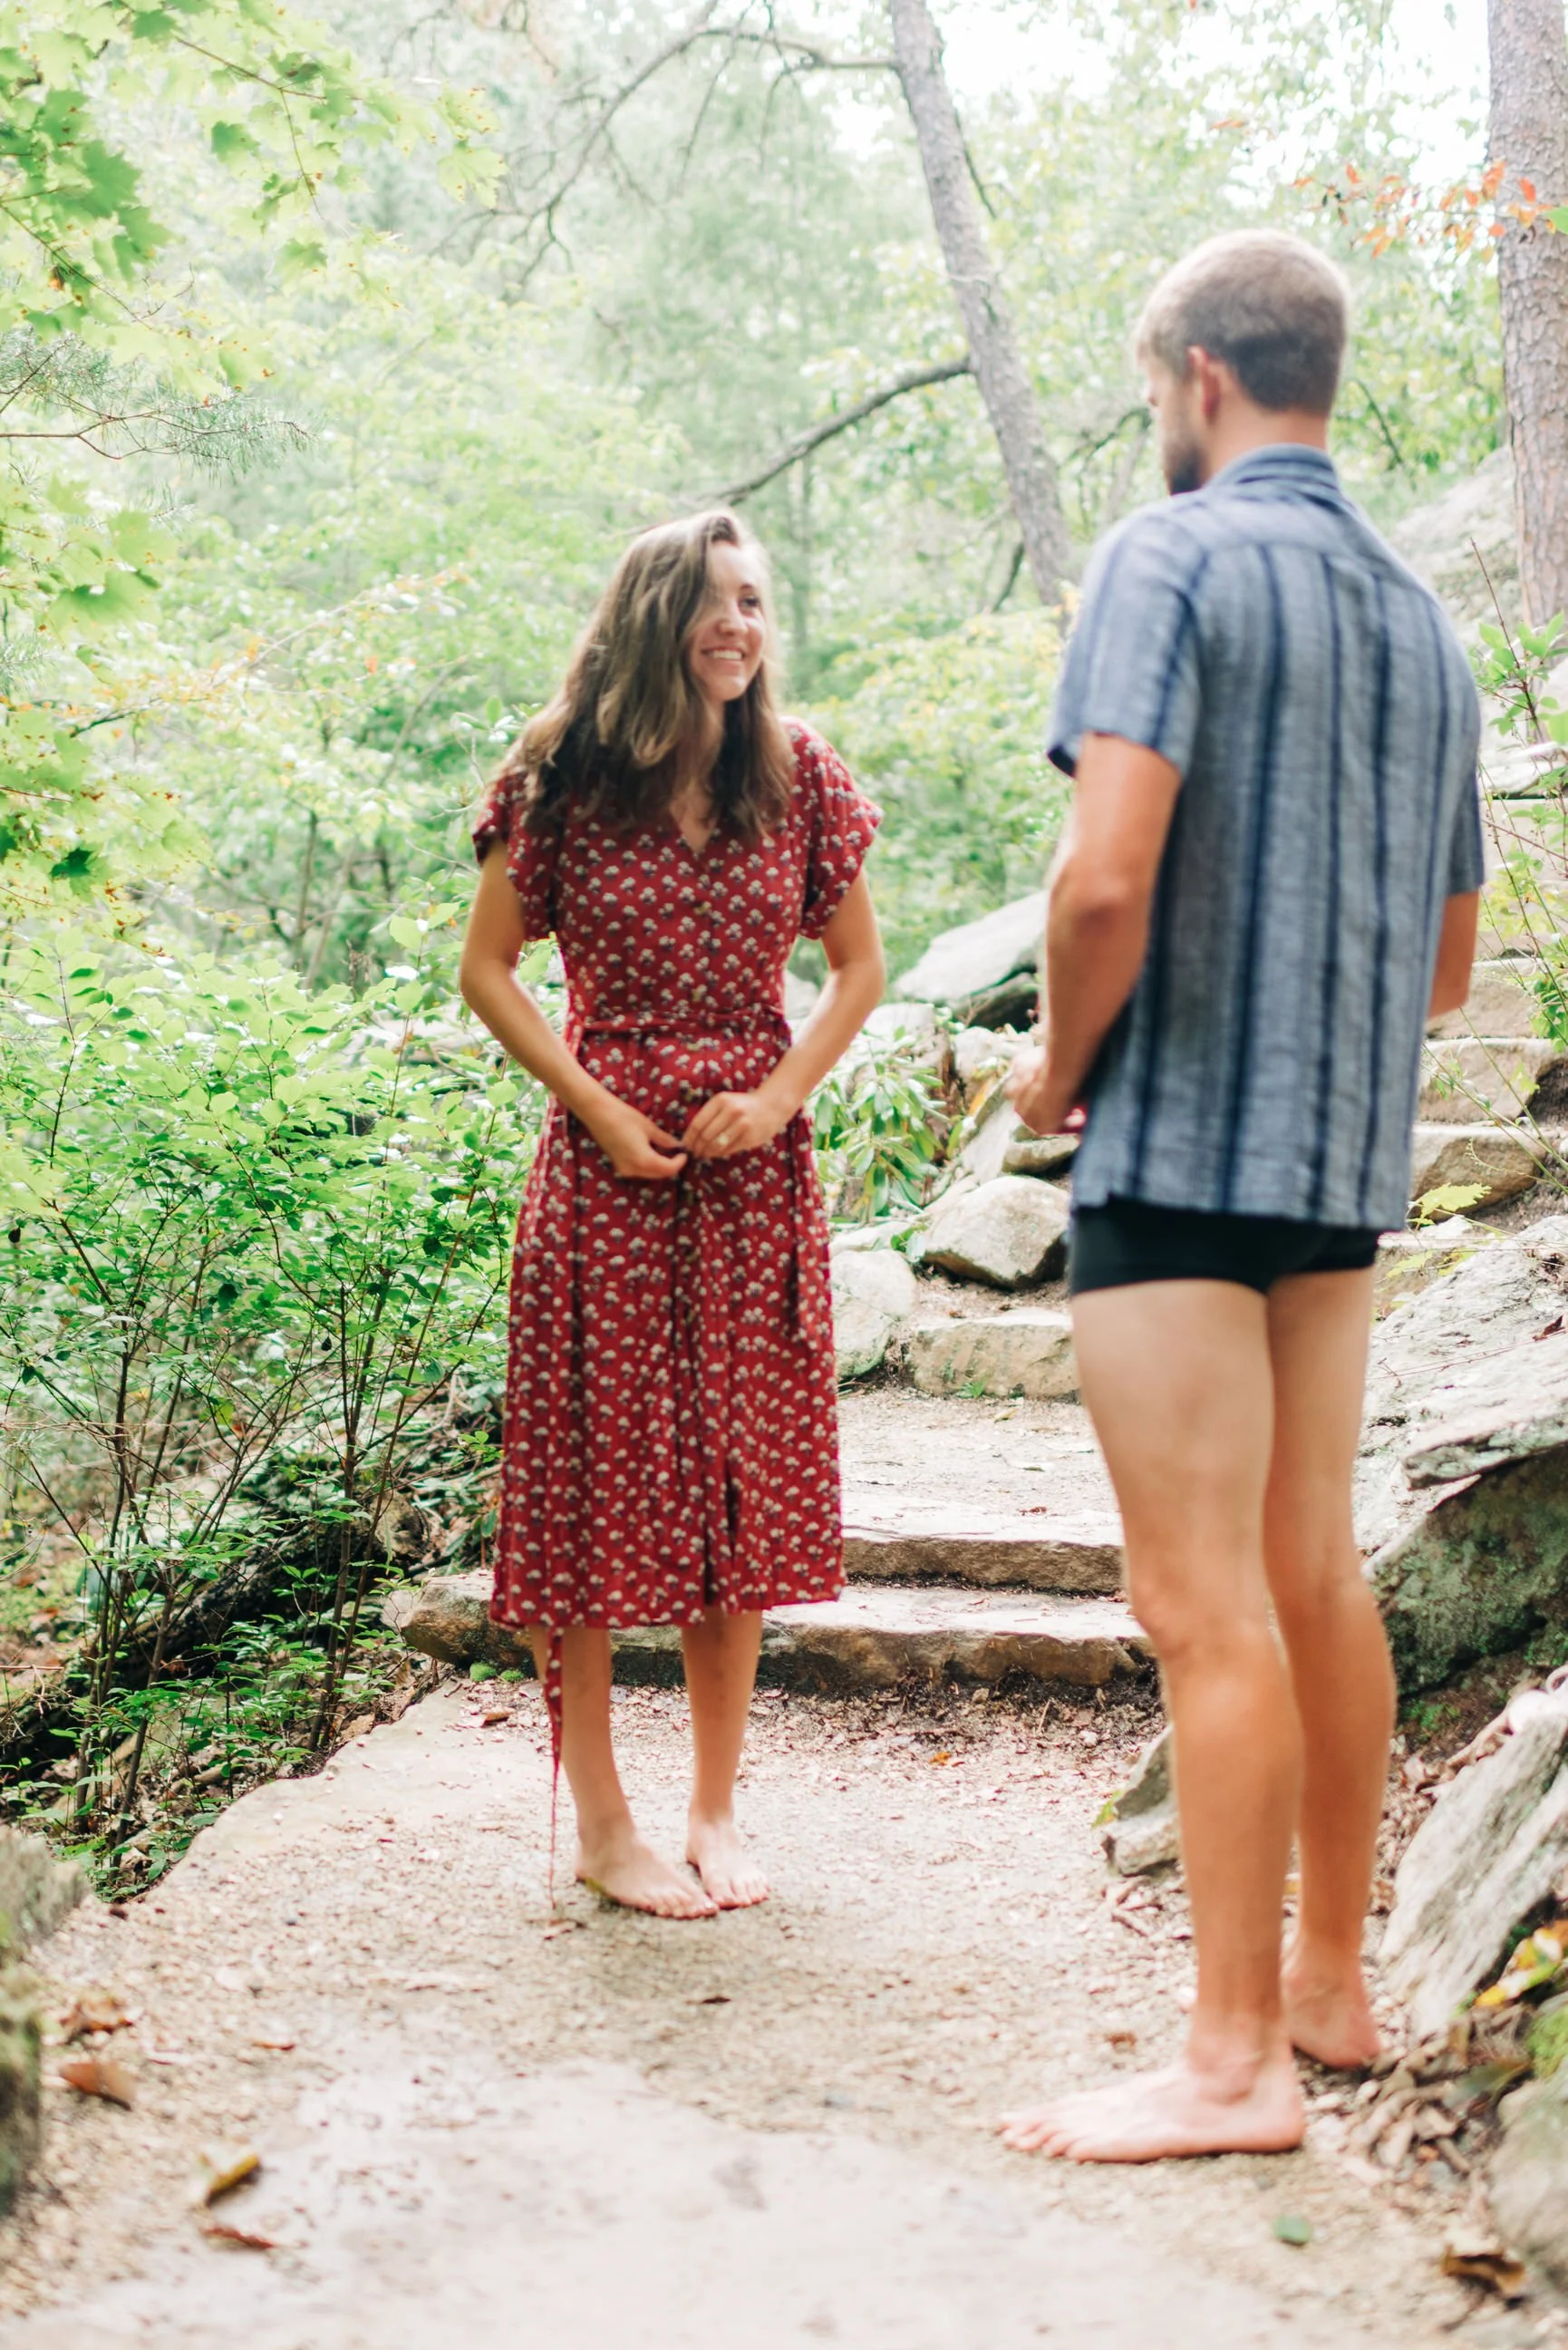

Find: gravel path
<box><xmin>1</xmin><ymin>1675</ymin><xmax>1547</xmax><ymax>2346</ymax></box>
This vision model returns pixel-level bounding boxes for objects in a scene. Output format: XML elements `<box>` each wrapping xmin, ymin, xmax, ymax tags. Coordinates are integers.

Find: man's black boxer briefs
<box><xmin>1069</xmin><ymin>1197</ymin><xmax>1380</xmax><ymax>1296</ymax></box>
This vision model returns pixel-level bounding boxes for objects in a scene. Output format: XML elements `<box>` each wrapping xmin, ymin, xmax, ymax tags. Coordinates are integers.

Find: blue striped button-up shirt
<box><xmin>1048</xmin><ymin>444</ymin><xmax>1486</xmax><ymax>1233</ymax></box>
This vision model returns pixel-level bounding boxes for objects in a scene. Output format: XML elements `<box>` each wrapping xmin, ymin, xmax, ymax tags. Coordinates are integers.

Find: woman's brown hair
<box><xmin>495</xmin><ymin>510</ymin><xmax>796</xmax><ymax>842</ymax></box>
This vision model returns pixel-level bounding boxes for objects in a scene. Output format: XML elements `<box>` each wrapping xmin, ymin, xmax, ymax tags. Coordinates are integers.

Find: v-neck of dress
<box><xmin>669</xmin><ymin>819</ymin><xmax>723</xmax><ymax>864</ymax></box>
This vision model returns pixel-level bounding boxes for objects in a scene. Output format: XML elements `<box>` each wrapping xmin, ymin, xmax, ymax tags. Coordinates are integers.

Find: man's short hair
<box><xmin>1135</xmin><ymin>231</ymin><xmax>1350</xmax><ymax>415</ymax></box>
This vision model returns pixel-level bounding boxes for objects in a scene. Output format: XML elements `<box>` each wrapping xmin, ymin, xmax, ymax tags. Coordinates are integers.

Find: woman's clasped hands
<box><xmin>583</xmin><ymin>1083</ymin><xmax>795</xmax><ymax>1180</ymax></box>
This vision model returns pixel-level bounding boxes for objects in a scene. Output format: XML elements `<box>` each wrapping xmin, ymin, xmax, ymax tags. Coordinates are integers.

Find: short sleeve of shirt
<box><xmin>797</xmin><ymin>731</ymin><xmax>882</xmax><ymax>940</ymax></box>
<box><xmin>471</xmin><ymin>772</ymin><xmax>559</xmax><ymax>941</ymax></box>
<box><xmin>1447</xmin><ymin>771</ymin><xmax>1486</xmax><ymax>895</ymax></box>
<box><xmin>1047</xmin><ymin>512</ymin><xmax>1205</xmax><ymax>780</ymax></box>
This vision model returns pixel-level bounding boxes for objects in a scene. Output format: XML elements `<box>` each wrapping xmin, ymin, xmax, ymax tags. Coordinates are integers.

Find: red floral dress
<box><xmin>472</xmin><ymin>723</ymin><xmax>879</xmax><ymax>1648</ymax></box>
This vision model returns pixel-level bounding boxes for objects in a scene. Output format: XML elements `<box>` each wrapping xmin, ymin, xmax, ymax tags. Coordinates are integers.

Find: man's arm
<box><xmin>1009</xmin><ymin>733</ymin><xmax>1182</xmax><ymax>1137</ymax></box>
<box><xmin>1428</xmin><ymin>890</ymin><xmax>1479</xmax><ymax>1021</ymax></box>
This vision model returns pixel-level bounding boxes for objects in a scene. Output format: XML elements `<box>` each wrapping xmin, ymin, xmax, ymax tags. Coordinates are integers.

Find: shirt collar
<box><xmin>1203</xmin><ymin>443</ymin><xmax>1347</xmax><ymax>505</ymax></box>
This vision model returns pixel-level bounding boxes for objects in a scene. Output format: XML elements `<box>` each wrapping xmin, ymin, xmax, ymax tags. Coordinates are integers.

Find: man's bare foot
<box><xmin>1282</xmin><ymin>1952</ymin><xmax>1382</xmax><ymax>2070</ymax></box>
<box><xmin>999</xmin><ymin>2054</ymin><xmax>1304</xmax><ymax>2163</ymax></box>
<box><xmin>686</xmin><ymin>1813</ymin><xmax>769</xmax><ymax>1909</ymax></box>
<box><xmin>576</xmin><ymin>1828</ymin><xmax>717</xmax><ymax>1919</ymax></box>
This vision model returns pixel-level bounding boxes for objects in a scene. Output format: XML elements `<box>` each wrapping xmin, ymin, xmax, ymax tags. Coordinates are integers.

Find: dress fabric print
<box><xmin>471</xmin><ymin>723</ymin><xmax>880</xmax><ymax>1644</ymax></box>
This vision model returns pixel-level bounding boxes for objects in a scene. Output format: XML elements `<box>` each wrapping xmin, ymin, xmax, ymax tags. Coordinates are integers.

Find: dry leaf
<box><xmin>199</xmin><ymin>2218</ymin><xmax>277</xmax><ymax>2251</ymax></box>
<box><xmin>1441</xmin><ymin>2230</ymin><xmax>1528</xmax><ymax>2300</ymax></box>
<box><xmin>249</xmin><ymin>2030</ymin><xmax>295</xmax><ymax>2052</ymax></box>
<box><xmin>58</xmin><ymin>2054</ymin><xmax>134</xmax><ymax>2107</ymax></box>
<box><xmin>191</xmin><ymin>2143</ymin><xmax>261</xmax><ymax>2206</ymax></box>
<box><xmin>479</xmin><ymin>1708</ymin><xmax>509</xmax><ymax>1726</ymax></box>
<box><xmin>58</xmin><ymin>1988</ymin><xmax>131</xmax><ymax>2042</ymax></box>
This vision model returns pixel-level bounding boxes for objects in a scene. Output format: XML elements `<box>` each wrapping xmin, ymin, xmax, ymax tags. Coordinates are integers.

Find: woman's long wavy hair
<box><xmin>496</xmin><ymin>510</ymin><xmax>796</xmax><ymax>843</ymax></box>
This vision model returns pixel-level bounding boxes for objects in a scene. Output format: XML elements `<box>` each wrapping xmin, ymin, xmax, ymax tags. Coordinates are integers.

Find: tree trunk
<box><xmin>886</xmin><ymin>0</ymin><xmax>1072</xmax><ymax>602</ymax></box>
<box><xmin>1489</xmin><ymin>0</ymin><xmax>1568</xmax><ymax>625</ymax></box>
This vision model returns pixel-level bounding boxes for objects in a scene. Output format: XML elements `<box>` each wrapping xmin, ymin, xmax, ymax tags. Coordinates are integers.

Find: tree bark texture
<box><xmin>1489</xmin><ymin>0</ymin><xmax>1568</xmax><ymax>624</ymax></box>
<box><xmin>886</xmin><ymin>0</ymin><xmax>1072</xmax><ymax>602</ymax></box>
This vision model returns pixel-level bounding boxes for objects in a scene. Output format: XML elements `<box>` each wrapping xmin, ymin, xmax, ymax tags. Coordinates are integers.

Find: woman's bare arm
<box><xmin>682</xmin><ymin>869</ymin><xmax>885</xmax><ymax>1159</ymax></box>
<box><xmin>459</xmin><ymin>844</ymin><xmax>688</xmax><ymax>1181</ymax></box>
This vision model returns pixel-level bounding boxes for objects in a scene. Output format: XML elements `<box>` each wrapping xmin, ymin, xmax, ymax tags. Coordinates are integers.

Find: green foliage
<box><xmin>814</xmin><ymin>1029</ymin><xmax>944</xmax><ymax>1222</ymax></box>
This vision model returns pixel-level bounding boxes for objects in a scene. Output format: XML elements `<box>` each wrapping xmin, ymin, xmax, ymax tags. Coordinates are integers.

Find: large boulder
<box><xmin>1371</xmin><ymin>1452</ymin><xmax>1568</xmax><ymax>1691</ymax></box>
<box><xmin>1101</xmin><ymin>1725</ymin><xmax>1180</xmax><ymax>1876</ymax></box>
<box><xmin>893</xmin><ymin>892</ymin><xmax>1046</xmax><ymax>1022</ymax></box>
<box><xmin>904</xmin><ymin>1308</ymin><xmax>1078</xmax><ymax>1401</ymax></box>
<box><xmin>1428</xmin><ymin>959</ymin><xmax>1543</xmax><ymax>1044</ymax></box>
<box><xmin>1489</xmin><ymin>2069</ymin><xmax>1568</xmax><ymax>2298</ymax></box>
<box><xmin>0</xmin><ymin>1829</ymin><xmax>88</xmax><ymax>2215</ymax></box>
<box><xmin>830</xmin><ymin>1248</ymin><xmax>917</xmax><ymax>1381</ymax></box>
<box><xmin>1354</xmin><ymin>1214</ymin><xmax>1568</xmax><ymax>1557</ymax></box>
<box><xmin>1419</xmin><ymin>1036</ymin><xmax>1559</xmax><ymax>1122</ymax></box>
<box><xmin>919</xmin><ymin>1176</ymin><xmax>1070</xmax><ymax>1289</ymax></box>
<box><xmin>1381</xmin><ymin>1685</ymin><xmax>1568</xmax><ymax>2040</ymax></box>
<box><xmin>1387</xmin><ymin>446</ymin><xmax>1517</xmax><ymax>631</ymax></box>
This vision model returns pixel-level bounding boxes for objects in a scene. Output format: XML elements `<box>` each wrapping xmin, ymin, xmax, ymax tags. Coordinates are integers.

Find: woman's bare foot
<box><xmin>1282</xmin><ymin>1948</ymin><xmax>1381</xmax><ymax>2070</ymax></box>
<box><xmin>999</xmin><ymin>2052</ymin><xmax>1304</xmax><ymax>2163</ymax></box>
<box><xmin>686</xmin><ymin>1812</ymin><xmax>769</xmax><ymax>1908</ymax></box>
<box><xmin>576</xmin><ymin>1825</ymin><xmax>717</xmax><ymax>1919</ymax></box>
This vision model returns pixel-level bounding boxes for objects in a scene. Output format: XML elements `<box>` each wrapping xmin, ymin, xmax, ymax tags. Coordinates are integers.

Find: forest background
<box><xmin>0</xmin><ymin>0</ymin><xmax>1514</xmax><ymax>1882</ymax></box>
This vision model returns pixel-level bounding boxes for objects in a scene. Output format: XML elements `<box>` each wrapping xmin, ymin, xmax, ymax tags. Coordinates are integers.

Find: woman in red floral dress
<box><xmin>460</xmin><ymin>510</ymin><xmax>883</xmax><ymax>1918</ymax></box>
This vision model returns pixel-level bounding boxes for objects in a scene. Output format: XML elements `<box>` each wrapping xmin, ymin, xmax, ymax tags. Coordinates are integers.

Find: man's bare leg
<box><xmin>682</xmin><ymin>1608</ymin><xmax>769</xmax><ymax>1908</ymax></box>
<box><xmin>529</xmin><ymin>1627</ymin><xmax>717</xmax><ymax>1918</ymax></box>
<box><xmin>1001</xmin><ymin>1280</ymin><xmax>1304</xmax><ymax>2161</ymax></box>
<box><xmin>1264</xmin><ymin>1267</ymin><xmax>1389</xmax><ymax>2068</ymax></box>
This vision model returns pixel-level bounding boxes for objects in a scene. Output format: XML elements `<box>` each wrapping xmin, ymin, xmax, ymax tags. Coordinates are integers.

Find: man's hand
<box><xmin>583</xmin><ymin>1095</ymin><xmax>689</xmax><ymax>1180</ymax></box>
<box><xmin>1007</xmin><ymin>1047</ymin><xmax>1084</xmax><ymax>1139</ymax></box>
<box><xmin>682</xmin><ymin>1088</ymin><xmax>793</xmax><ymax>1160</ymax></box>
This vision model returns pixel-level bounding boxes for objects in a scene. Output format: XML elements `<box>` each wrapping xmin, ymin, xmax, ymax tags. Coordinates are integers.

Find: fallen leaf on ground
<box><xmin>249</xmin><ymin>2029</ymin><xmax>295</xmax><ymax>2052</ymax></box>
<box><xmin>191</xmin><ymin>2143</ymin><xmax>261</xmax><ymax>2206</ymax></box>
<box><xmin>1441</xmin><ymin>2230</ymin><xmax>1528</xmax><ymax>2300</ymax></box>
<box><xmin>541</xmin><ymin>1919</ymin><xmax>583</xmax><ymax>1941</ymax></box>
<box><xmin>930</xmin><ymin>1752</ymin><xmax>953</xmax><ymax>1766</ymax></box>
<box><xmin>198</xmin><ymin>2218</ymin><xmax>277</xmax><ymax>2250</ymax></box>
<box><xmin>58</xmin><ymin>1988</ymin><xmax>132</xmax><ymax>2041</ymax></box>
<box><xmin>1273</xmin><ymin>2214</ymin><xmax>1313</xmax><ymax>2248</ymax></box>
<box><xmin>479</xmin><ymin>1708</ymin><xmax>509</xmax><ymax>1726</ymax></box>
<box><xmin>58</xmin><ymin>2054</ymin><xmax>134</xmax><ymax>2107</ymax></box>
<box><xmin>1103</xmin><ymin>2027</ymin><xmax>1137</xmax><ymax>2050</ymax></box>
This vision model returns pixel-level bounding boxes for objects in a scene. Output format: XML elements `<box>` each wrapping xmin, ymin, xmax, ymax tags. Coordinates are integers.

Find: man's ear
<box><xmin>1188</xmin><ymin>346</ymin><xmax>1226</xmax><ymax>423</ymax></box>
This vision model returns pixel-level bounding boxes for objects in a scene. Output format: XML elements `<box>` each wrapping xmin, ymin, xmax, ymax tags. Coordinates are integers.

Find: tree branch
<box><xmin>707</xmin><ymin>356</ymin><xmax>973</xmax><ymax>504</ymax></box>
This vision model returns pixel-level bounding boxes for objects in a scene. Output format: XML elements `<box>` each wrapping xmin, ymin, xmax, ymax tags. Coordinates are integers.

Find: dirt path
<box><xmin>2</xmin><ymin>1676</ymin><xmax>1548</xmax><ymax>2347</ymax></box>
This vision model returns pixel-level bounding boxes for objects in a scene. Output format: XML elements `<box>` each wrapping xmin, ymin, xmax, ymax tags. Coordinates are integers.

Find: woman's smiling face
<box><xmin>686</xmin><ymin>538</ymin><xmax>766</xmax><ymax>709</ymax></box>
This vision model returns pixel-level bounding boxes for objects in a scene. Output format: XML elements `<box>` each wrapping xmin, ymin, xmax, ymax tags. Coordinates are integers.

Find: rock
<box><xmin>1388</xmin><ymin>446</ymin><xmax>1517</xmax><ymax>630</ymax></box>
<box><xmin>387</xmin><ymin>1572</ymin><xmax>1153</xmax><ymax>1691</ymax></box>
<box><xmin>1380</xmin><ymin>1685</ymin><xmax>1568</xmax><ymax>2038</ymax></box>
<box><xmin>853</xmin><ymin>1000</ymin><xmax>951</xmax><ymax>1083</ymax></box>
<box><xmin>904</xmin><ymin>1308</ymin><xmax>1078</xmax><ymax>1401</ymax></box>
<box><xmin>962</xmin><ymin>974</ymin><xmax>1040</xmax><ymax>1032</ymax></box>
<box><xmin>841</xmin><ymin>1508</ymin><xmax>1122</xmax><ymax>1593</ymax></box>
<box><xmin>783</xmin><ymin>970</ymin><xmax>820</xmax><ymax>1026</ymax></box>
<box><xmin>0</xmin><ymin>1829</ymin><xmax>88</xmax><ymax>1957</ymax></box>
<box><xmin>1401</xmin><ymin>1331</ymin><xmax>1568</xmax><ymax>1484</ymax></box>
<box><xmin>893</xmin><ymin>892</ymin><xmax>1046</xmax><ymax>1012</ymax></box>
<box><xmin>831</xmin><ymin>1248</ymin><xmax>917</xmax><ymax>1381</ymax></box>
<box><xmin>921</xmin><ymin>1176</ymin><xmax>1070</xmax><ymax>1289</ymax></box>
<box><xmin>1408</xmin><ymin>1123</ymin><xmax>1544</xmax><ymax>1213</ymax></box>
<box><xmin>1489</xmin><ymin>2067</ymin><xmax>1568</xmax><ymax>2298</ymax></box>
<box><xmin>949</xmin><ymin>1085</ymin><xmax>1028</xmax><ymax>1190</ymax></box>
<box><xmin>1429</xmin><ymin>960</ymin><xmax>1544</xmax><ymax>1043</ymax></box>
<box><xmin>953</xmin><ymin>1025</ymin><xmax>1022</xmax><ymax>1103</ymax></box>
<box><xmin>0</xmin><ymin>1974</ymin><xmax>39</xmax><ymax>2216</ymax></box>
<box><xmin>1374</xmin><ymin>1217</ymin><xmax>1502</xmax><ymax>1320</ymax></box>
<box><xmin>1102</xmin><ymin>1725</ymin><xmax>1179</xmax><ymax>1876</ymax></box>
<box><xmin>1419</xmin><ymin>1037</ymin><xmax>1560</xmax><ymax>1122</ymax></box>
<box><xmin>1370</xmin><ymin>1452</ymin><xmax>1568</xmax><ymax>1689</ymax></box>
<box><xmin>829</xmin><ymin>1216</ymin><xmax>924</xmax><ymax>1256</ymax></box>
<box><xmin>0</xmin><ymin>1830</ymin><xmax>86</xmax><ymax>2217</ymax></box>
<box><xmin>1354</xmin><ymin>1214</ymin><xmax>1568</xmax><ymax>1556</ymax></box>
<box><xmin>1002</xmin><ymin>1132</ymin><xmax>1079</xmax><ymax>1179</ymax></box>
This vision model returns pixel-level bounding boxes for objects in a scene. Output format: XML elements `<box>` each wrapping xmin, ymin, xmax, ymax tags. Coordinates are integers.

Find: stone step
<box><xmin>901</xmin><ymin>1306</ymin><xmax>1078</xmax><ymax>1402</ymax></box>
<box><xmin>841</xmin><ymin>1502</ymin><xmax>1123</xmax><ymax>1592</ymax></box>
<box><xmin>385</xmin><ymin>1573</ymin><xmax>1152</xmax><ymax>1695</ymax></box>
<box><xmin>1408</xmin><ymin>1121</ymin><xmax>1544</xmax><ymax>1212</ymax></box>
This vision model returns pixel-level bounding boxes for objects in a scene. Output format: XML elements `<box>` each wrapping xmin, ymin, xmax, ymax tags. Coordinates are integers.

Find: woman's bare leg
<box><xmin>682</xmin><ymin>1608</ymin><xmax>769</xmax><ymax>1908</ymax></box>
<box><xmin>530</xmin><ymin>1627</ymin><xmax>716</xmax><ymax>1919</ymax></box>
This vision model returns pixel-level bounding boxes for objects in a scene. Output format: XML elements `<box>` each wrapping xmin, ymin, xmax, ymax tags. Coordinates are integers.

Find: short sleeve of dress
<box><xmin>471</xmin><ymin>772</ymin><xmax>559</xmax><ymax>942</ymax></box>
<box><xmin>796</xmin><ymin>731</ymin><xmax>881</xmax><ymax>940</ymax></box>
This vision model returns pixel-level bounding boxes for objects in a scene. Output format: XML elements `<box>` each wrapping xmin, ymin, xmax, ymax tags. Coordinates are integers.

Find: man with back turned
<box><xmin>1002</xmin><ymin>230</ymin><xmax>1484</xmax><ymax>2161</ymax></box>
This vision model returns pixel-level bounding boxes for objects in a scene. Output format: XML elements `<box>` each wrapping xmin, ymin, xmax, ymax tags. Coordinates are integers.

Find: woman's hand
<box><xmin>682</xmin><ymin>1088</ymin><xmax>794</xmax><ymax>1160</ymax></box>
<box><xmin>581</xmin><ymin>1095</ymin><xmax>689</xmax><ymax>1181</ymax></box>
